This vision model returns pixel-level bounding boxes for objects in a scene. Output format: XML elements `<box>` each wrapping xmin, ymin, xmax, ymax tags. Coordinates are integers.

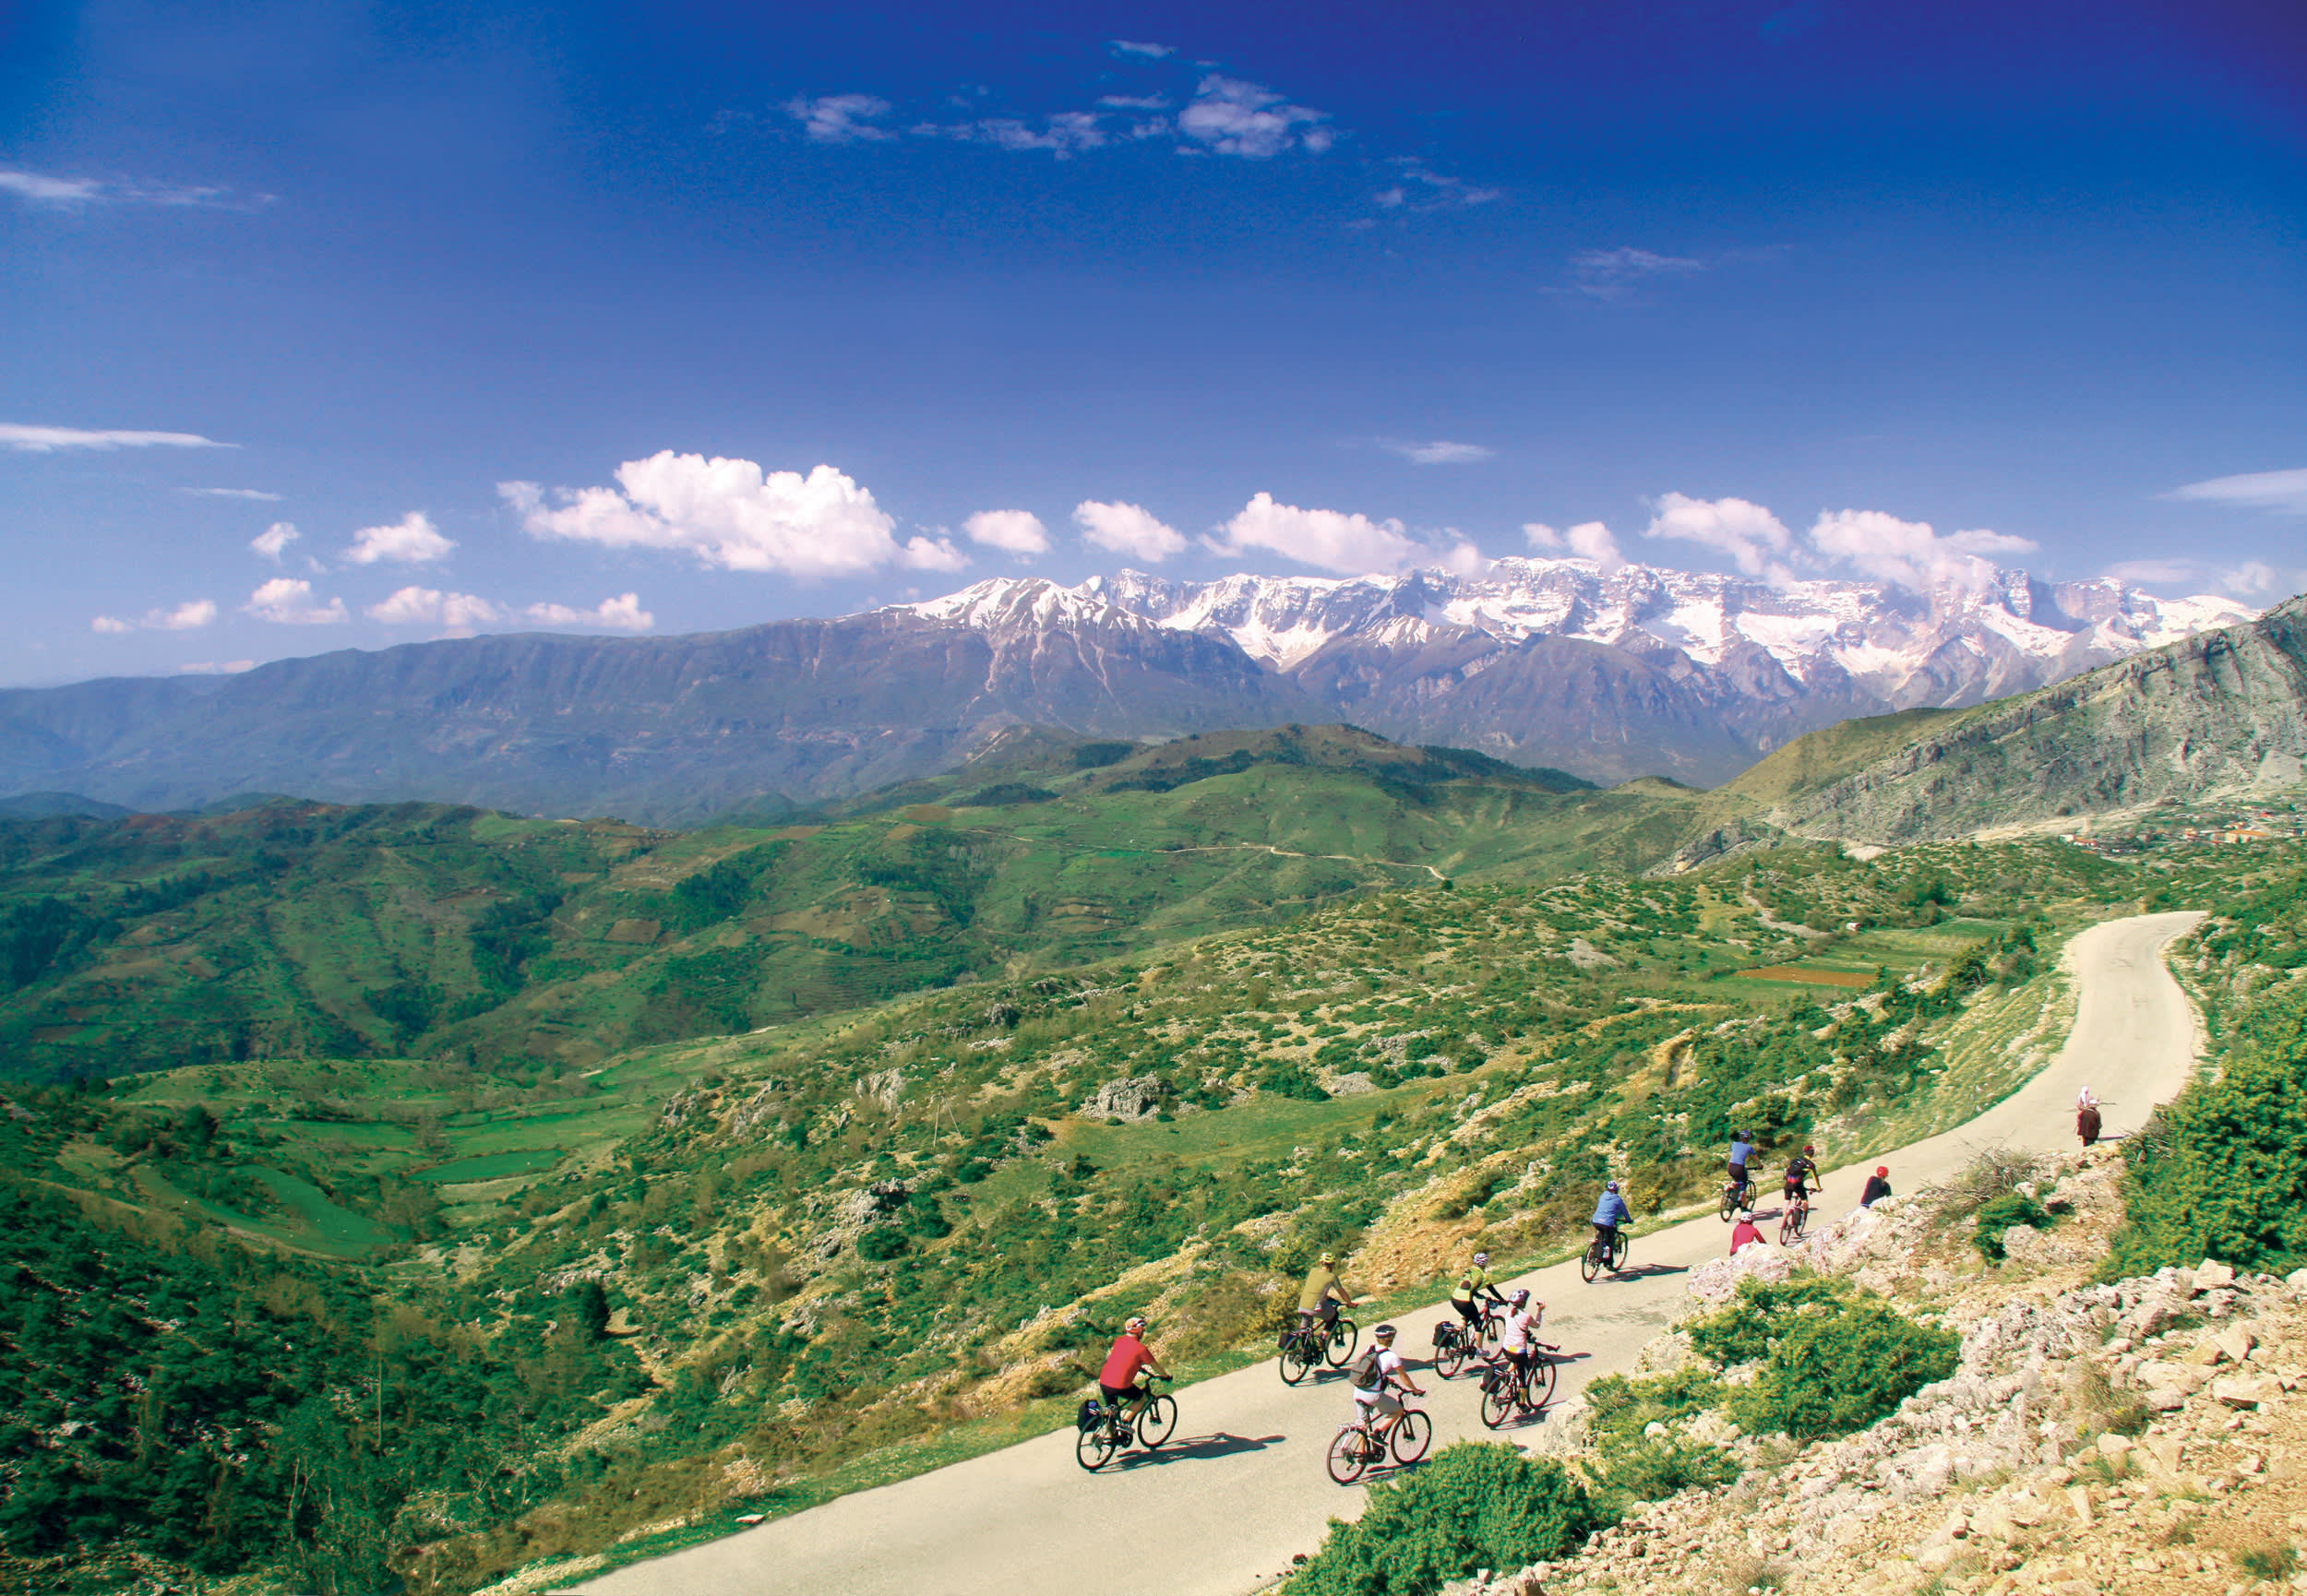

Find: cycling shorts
<box><xmin>1353</xmin><ymin>1388</ymin><xmax>1402</xmax><ymax>1415</ymax></box>
<box><xmin>1099</xmin><ymin>1381</ymin><xmax>1142</xmax><ymax>1409</ymax></box>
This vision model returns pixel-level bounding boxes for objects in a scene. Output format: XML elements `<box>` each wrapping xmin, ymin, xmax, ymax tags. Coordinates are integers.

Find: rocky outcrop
<box><xmin>1081</xmin><ymin>1076</ymin><xmax>1169</xmax><ymax>1121</ymax></box>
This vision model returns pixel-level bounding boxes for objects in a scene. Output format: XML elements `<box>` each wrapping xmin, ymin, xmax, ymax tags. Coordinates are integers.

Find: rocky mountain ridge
<box><xmin>0</xmin><ymin>561</ymin><xmax>2257</xmax><ymax>821</ymax></box>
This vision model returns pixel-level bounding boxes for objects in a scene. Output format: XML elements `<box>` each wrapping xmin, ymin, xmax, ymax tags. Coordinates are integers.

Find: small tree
<box><xmin>567</xmin><ymin>1280</ymin><xmax>611</xmax><ymax>1343</ymax></box>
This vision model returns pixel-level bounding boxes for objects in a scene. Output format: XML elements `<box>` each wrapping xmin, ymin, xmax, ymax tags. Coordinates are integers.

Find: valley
<box><xmin>4</xmin><ymin>605</ymin><xmax>2306</xmax><ymax>1596</ymax></box>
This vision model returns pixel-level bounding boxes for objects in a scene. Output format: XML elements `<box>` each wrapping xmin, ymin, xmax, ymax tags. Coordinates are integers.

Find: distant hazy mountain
<box><xmin>0</xmin><ymin>559</ymin><xmax>2253</xmax><ymax>822</ymax></box>
<box><xmin>1679</xmin><ymin>593</ymin><xmax>2307</xmax><ymax>854</ymax></box>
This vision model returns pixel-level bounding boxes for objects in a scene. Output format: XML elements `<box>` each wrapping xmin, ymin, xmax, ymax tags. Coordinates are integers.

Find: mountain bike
<box><xmin>1779</xmin><ymin>1192</ymin><xmax>1811</xmax><ymax>1245</ymax></box>
<box><xmin>1580</xmin><ymin>1226</ymin><xmax>1629</xmax><ymax>1282</ymax></box>
<box><xmin>1324</xmin><ymin>1399</ymin><xmax>1432</xmax><ymax>1484</ymax></box>
<box><xmin>1279</xmin><ymin>1314</ymin><xmax>1357</xmax><ymax>1384</ymax></box>
<box><xmin>1477</xmin><ymin>1342</ymin><xmax>1560</xmax><ymax>1427</ymax></box>
<box><xmin>1074</xmin><ymin>1376</ymin><xmax>1176</xmax><ymax>1471</ymax></box>
<box><xmin>1720</xmin><ymin>1173</ymin><xmax>1754</xmax><ymax>1221</ymax></box>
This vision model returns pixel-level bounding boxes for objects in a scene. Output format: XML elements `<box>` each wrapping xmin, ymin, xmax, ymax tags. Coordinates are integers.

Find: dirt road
<box><xmin>581</xmin><ymin>911</ymin><xmax>2202</xmax><ymax>1596</ymax></box>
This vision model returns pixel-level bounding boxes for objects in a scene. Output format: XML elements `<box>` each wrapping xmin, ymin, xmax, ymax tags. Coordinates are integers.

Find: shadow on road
<box><xmin>1605</xmin><ymin>1262</ymin><xmax>1691</xmax><ymax>1281</ymax></box>
<box><xmin>1110</xmin><ymin>1432</ymin><xmax>1285</xmax><ymax>1470</ymax></box>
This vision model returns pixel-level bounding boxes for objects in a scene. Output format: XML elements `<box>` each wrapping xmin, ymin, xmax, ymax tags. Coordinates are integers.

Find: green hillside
<box><xmin>7</xmin><ymin>821</ymin><xmax>2266</xmax><ymax>1593</ymax></box>
<box><xmin>0</xmin><ymin>728</ymin><xmax>1699</xmax><ymax>1085</ymax></box>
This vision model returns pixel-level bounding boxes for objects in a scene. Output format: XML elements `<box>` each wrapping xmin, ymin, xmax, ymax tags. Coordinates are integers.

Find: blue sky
<box><xmin>3</xmin><ymin>0</ymin><xmax>2302</xmax><ymax>683</ymax></box>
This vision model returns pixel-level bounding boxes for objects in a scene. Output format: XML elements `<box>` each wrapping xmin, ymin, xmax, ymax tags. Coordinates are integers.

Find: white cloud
<box><xmin>177</xmin><ymin>660</ymin><xmax>256</xmax><ymax>674</ymax></box>
<box><xmin>1526</xmin><ymin>520</ymin><xmax>1626</xmax><ymax>573</ymax></box>
<box><xmin>0</xmin><ymin>169</ymin><xmax>262</xmax><ymax>208</ymax></box>
<box><xmin>0</xmin><ymin>423</ymin><xmax>228</xmax><ymax>453</ymax></box>
<box><xmin>2100</xmin><ymin>559</ymin><xmax>2199</xmax><ymax>585</ymax></box>
<box><xmin>502</xmin><ymin>453</ymin><xmax>961</xmax><ymax>577</ymax></box>
<box><xmin>929</xmin><ymin>113</ymin><xmax>1108</xmax><ymax>157</ymax></box>
<box><xmin>1110</xmin><ymin>40</ymin><xmax>1175</xmax><ymax>58</ymax></box>
<box><xmin>1073</xmin><ymin>500</ymin><xmax>1189</xmax><ymax>562</ymax></box>
<box><xmin>184</xmin><ymin>486</ymin><xmax>282</xmax><ymax>501</ymax></box>
<box><xmin>90</xmin><ymin>598</ymin><xmax>218</xmax><ymax>633</ymax></box>
<box><xmin>786</xmin><ymin>94</ymin><xmax>894</xmax><ymax>143</ymax></box>
<box><xmin>343</xmin><ymin>510</ymin><xmax>454</xmax><ymax>566</ymax></box>
<box><xmin>244</xmin><ymin>578</ymin><xmax>347</xmax><ymax>625</ymax></box>
<box><xmin>0</xmin><ymin>170</ymin><xmax>102</xmax><ymax>202</ymax></box>
<box><xmin>1808</xmin><ymin>508</ymin><xmax>2035</xmax><ymax>591</ymax></box>
<box><xmin>250</xmin><ymin>521</ymin><xmax>298</xmax><ymax>562</ymax></box>
<box><xmin>1210</xmin><ymin>491</ymin><xmax>1434</xmax><ymax>574</ymax></box>
<box><xmin>1381</xmin><ymin>439</ymin><xmax>1494</xmax><ymax>465</ymax></box>
<box><xmin>962</xmin><ymin>508</ymin><xmax>1051</xmax><ymax>556</ymax></box>
<box><xmin>366</xmin><ymin>587</ymin><xmax>502</xmax><ymax>628</ymax></box>
<box><xmin>1098</xmin><ymin>94</ymin><xmax>1169</xmax><ymax>111</ymax></box>
<box><xmin>1378</xmin><ymin>158</ymin><xmax>1501</xmax><ymax>212</ymax></box>
<box><xmin>523</xmin><ymin>593</ymin><xmax>656</xmax><ymax>632</ymax></box>
<box><xmin>1644</xmin><ymin>493</ymin><xmax>1795</xmax><ymax>579</ymax></box>
<box><xmin>1565</xmin><ymin>246</ymin><xmax>1704</xmax><ymax>301</ymax></box>
<box><xmin>1177</xmin><ymin>77</ymin><xmax>1333</xmax><ymax>158</ymax></box>
<box><xmin>2166</xmin><ymin>467</ymin><xmax>2307</xmax><ymax>514</ymax></box>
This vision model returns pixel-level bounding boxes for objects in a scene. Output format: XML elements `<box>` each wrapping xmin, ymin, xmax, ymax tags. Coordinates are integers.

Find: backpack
<box><xmin>1349</xmin><ymin>1346</ymin><xmax>1386</xmax><ymax>1391</ymax></box>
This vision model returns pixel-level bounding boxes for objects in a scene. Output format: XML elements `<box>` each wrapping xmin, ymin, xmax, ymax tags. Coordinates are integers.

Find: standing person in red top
<box><xmin>1098</xmin><ymin>1316</ymin><xmax>1169</xmax><ymax>1428</ymax></box>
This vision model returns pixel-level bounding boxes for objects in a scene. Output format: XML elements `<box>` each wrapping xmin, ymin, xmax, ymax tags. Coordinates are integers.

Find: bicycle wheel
<box><xmin>1527</xmin><ymin>1355</ymin><xmax>1559</xmax><ymax>1410</ymax></box>
<box><xmin>1433</xmin><ymin>1336</ymin><xmax>1467</xmax><ymax>1380</ymax></box>
<box><xmin>1579</xmin><ymin>1239</ymin><xmax>1602</xmax><ymax>1283</ymax></box>
<box><xmin>1720</xmin><ymin>1185</ymin><xmax>1737</xmax><ymax>1222</ymax></box>
<box><xmin>1478</xmin><ymin>1311</ymin><xmax>1502</xmax><ymax>1352</ymax></box>
<box><xmin>1076</xmin><ymin>1424</ymin><xmax>1118</xmax><ymax>1471</ymax></box>
<box><xmin>1279</xmin><ymin>1338</ymin><xmax>1314</xmax><ymax>1386</ymax></box>
<box><xmin>1479</xmin><ymin>1372</ymin><xmax>1514</xmax><ymax>1429</ymax></box>
<box><xmin>1326</xmin><ymin>1428</ymin><xmax>1371</xmax><ymax>1485</ymax></box>
<box><xmin>1794</xmin><ymin>1204</ymin><xmax>1809</xmax><ymax>1239</ymax></box>
<box><xmin>1778</xmin><ymin>1209</ymin><xmax>1797</xmax><ymax>1245</ymax></box>
<box><xmin>1135</xmin><ymin>1393</ymin><xmax>1177</xmax><ymax>1448</ymax></box>
<box><xmin>1609</xmin><ymin>1234</ymin><xmax>1630</xmax><ymax>1273</ymax></box>
<box><xmin>1390</xmin><ymin>1409</ymin><xmax>1432</xmax><ymax>1464</ymax></box>
<box><xmin>1326</xmin><ymin>1318</ymin><xmax>1358</xmax><ymax>1367</ymax></box>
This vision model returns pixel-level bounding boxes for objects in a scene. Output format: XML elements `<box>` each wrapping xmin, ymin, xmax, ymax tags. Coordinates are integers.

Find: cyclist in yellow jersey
<box><xmin>1297</xmin><ymin>1251</ymin><xmax>1357</xmax><ymax>1332</ymax></box>
<box><xmin>1450</xmin><ymin>1250</ymin><xmax>1504</xmax><ymax>1336</ymax></box>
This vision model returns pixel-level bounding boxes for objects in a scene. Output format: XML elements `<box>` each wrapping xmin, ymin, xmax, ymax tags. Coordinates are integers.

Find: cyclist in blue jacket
<box><xmin>1591</xmin><ymin>1180</ymin><xmax>1631</xmax><ymax>1254</ymax></box>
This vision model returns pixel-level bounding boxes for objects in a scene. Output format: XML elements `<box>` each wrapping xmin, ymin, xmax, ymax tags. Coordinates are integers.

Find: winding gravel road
<box><xmin>580</xmin><ymin>911</ymin><xmax>2202</xmax><ymax>1596</ymax></box>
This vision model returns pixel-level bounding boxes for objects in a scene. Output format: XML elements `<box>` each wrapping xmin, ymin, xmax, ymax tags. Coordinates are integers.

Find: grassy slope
<box><xmin>0</xmin><ymin>729</ymin><xmax>1701</xmax><ymax>1084</ymax></box>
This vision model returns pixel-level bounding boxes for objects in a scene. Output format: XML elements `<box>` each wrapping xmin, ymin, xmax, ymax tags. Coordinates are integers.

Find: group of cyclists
<box><xmin>1092</xmin><ymin>1135</ymin><xmax>1890</xmax><ymax>1461</ymax></box>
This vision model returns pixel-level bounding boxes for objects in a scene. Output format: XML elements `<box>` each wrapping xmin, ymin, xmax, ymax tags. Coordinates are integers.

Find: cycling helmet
<box><xmin>1509</xmin><ymin>1289</ymin><xmax>1529</xmax><ymax>1306</ymax></box>
<box><xmin>1472</xmin><ymin>1251</ymin><xmax>1489</xmax><ymax>1266</ymax></box>
<box><xmin>1373</xmin><ymin>1323</ymin><xmax>1397</xmax><ymax>1340</ymax></box>
<box><xmin>1803</xmin><ymin>1145</ymin><xmax>1816</xmax><ymax>1154</ymax></box>
<box><xmin>1875</xmin><ymin>1166</ymin><xmax>1888</xmax><ymax>1177</ymax></box>
<box><xmin>1604</xmin><ymin>1180</ymin><xmax>1620</xmax><ymax>1193</ymax></box>
<box><xmin>1318</xmin><ymin>1251</ymin><xmax>1336</xmax><ymax>1265</ymax></box>
<box><xmin>1125</xmin><ymin>1316</ymin><xmax>1148</xmax><ymax>1333</ymax></box>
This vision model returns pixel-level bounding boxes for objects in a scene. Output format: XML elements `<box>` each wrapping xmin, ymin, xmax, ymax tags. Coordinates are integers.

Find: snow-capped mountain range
<box><xmin>908</xmin><ymin>558</ymin><xmax>2255</xmax><ymax>784</ymax></box>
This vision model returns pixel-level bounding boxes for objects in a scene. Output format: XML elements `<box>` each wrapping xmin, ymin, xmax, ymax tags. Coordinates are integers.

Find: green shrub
<box><xmin>1286</xmin><ymin>1442</ymin><xmax>1594</xmax><ymax>1596</ymax></box>
<box><xmin>2105</xmin><ymin>1037</ymin><xmax>2307</xmax><ymax>1280</ymax></box>
<box><xmin>1729</xmin><ymin>1300</ymin><xmax>1958</xmax><ymax>1440</ymax></box>
<box><xmin>1685</xmin><ymin>1276</ymin><xmax>1843</xmax><ymax>1365</ymax></box>
<box><xmin>855</xmin><ymin>1226</ymin><xmax>909</xmax><ymax>1261</ymax></box>
<box><xmin>1972</xmin><ymin>1191</ymin><xmax>2051</xmax><ymax>1261</ymax></box>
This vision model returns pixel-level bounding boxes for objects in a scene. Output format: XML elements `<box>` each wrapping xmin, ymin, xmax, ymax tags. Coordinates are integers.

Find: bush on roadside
<box><xmin>2104</xmin><ymin>1024</ymin><xmax>2307</xmax><ymax>1280</ymax></box>
<box><xmin>1285</xmin><ymin>1442</ymin><xmax>1595</xmax><ymax>1596</ymax></box>
<box><xmin>1972</xmin><ymin>1190</ymin><xmax>2051</xmax><ymax>1261</ymax></box>
<box><xmin>1729</xmin><ymin>1299</ymin><xmax>1958</xmax><ymax>1440</ymax></box>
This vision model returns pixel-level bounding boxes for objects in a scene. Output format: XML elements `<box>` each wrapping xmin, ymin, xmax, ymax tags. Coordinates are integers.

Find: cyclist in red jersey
<box><xmin>1097</xmin><ymin>1316</ymin><xmax>1170</xmax><ymax>1425</ymax></box>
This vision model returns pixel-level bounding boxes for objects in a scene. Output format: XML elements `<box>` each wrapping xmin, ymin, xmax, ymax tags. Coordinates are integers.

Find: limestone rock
<box><xmin>2211</xmin><ymin>1372</ymin><xmax>2280</xmax><ymax>1408</ymax></box>
<box><xmin>2193</xmin><ymin>1258</ymin><xmax>2237</xmax><ymax>1292</ymax></box>
<box><xmin>1081</xmin><ymin>1075</ymin><xmax>1169</xmax><ymax>1121</ymax></box>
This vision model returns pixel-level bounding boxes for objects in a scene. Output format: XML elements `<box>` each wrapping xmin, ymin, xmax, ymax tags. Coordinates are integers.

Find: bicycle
<box><xmin>1073</xmin><ymin>1376</ymin><xmax>1177</xmax><ymax>1471</ymax></box>
<box><xmin>1778</xmin><ymin>1192</ymin><xmax>1811</xmax><ymax>1245</ymax></box>
<box><xmin>1323</xmin><ymin>1399</ymin><xmax>1433</xmax><ymax>1484</ymax></box>
<box><xmin>1580</xmin><ymin>1226</ymin><xmax>1630</xmax><ymax>1282</ymax></box>
<box><xmin>1719</xmin><ymin>1173</ymin><xmax>1754</xmax><ymax>1222</ymax></box>
<box><xmin>1477</xmin><ymin>1341</ymin><xmax>1560</xmax><ymax>1428</ymax></box>
<box><xmin>1279</xmin><ymin>1313</ymin><xmax>1358</xmax><ymax>1384</ymax></box>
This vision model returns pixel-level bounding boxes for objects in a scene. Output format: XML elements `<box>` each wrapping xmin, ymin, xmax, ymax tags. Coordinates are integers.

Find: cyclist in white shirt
<box><xmin>1348</xmin><ymin>1324</ymin><xmax>1426</xmax><ymax>1445</ymax></box>
<box><xmin>1496</xmin><ymin>1288</ymin><xmax>1542</xmax><ymax>1383</ymax></box>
